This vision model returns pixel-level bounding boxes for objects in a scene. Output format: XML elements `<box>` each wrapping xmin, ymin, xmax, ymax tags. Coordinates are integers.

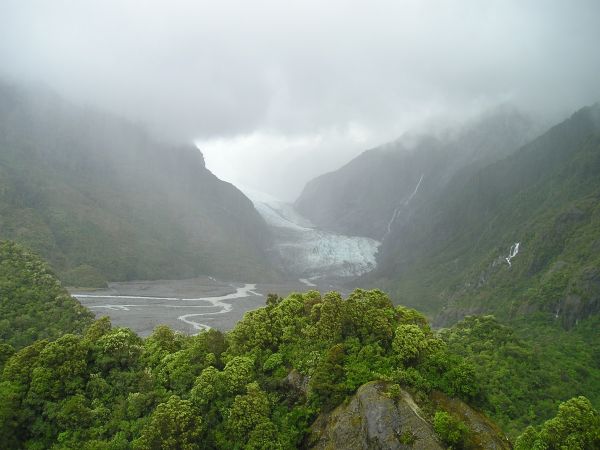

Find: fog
<box><xmin>2</xmin><ymin>0</ymin><xmax>600</xmax><ymax>199</ymax></box>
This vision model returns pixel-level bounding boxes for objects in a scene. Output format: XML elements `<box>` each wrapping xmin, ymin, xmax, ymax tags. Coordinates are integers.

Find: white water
<box><xmin>74</xmin><ymin>283</ymin><xmax>262</xmax><ymax>333</ymax></box>
<box><xmin>385</xmin><ymin>174</ymin><xmax>424</xmax><ymax>237</ymax></box>
<box><xmin>299</xmin><ymin>278</ymin><xmax>317</xmax><ymax>287</ymax></box>
<box><xmin>505</xmin><ymin>242</ymin><xmax>520</xmax><ymax>267</ymax></box>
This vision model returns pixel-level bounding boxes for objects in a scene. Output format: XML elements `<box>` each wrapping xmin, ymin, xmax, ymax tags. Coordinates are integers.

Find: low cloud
<box><xmin>2</xmin><ymin>0</ymin><xmax>600</xmax><ymax>197</ymax></box>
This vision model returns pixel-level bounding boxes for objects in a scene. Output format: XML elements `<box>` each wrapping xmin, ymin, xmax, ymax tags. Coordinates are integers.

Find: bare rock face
<box><xmin>308</xmin><ymin>381</ymin><xmax>444</xmax><ymax>450</ymax></box>
<box><xmin>308</xmin><ymin>381</ymin><xmax>512</xmax><ymax>450</ymax></box>
<box><xmin>285</xmin><ymin>369</ymin><xmax>310</xmax><ymax>396</ymax></box>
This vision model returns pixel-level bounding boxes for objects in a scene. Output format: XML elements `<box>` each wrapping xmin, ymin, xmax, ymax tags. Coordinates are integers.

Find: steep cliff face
<box><xmin>0</xmin><ymin>82</ymin><xmax>277</xmax><ymax>284</ymax></box>
<box><xmin>308</xmin><ymin>381</ymin><xmax>510</xmax><ymax>450</ymax></box>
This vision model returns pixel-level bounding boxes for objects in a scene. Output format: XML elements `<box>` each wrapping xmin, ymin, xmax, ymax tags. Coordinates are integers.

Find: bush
<box><xmin>433</xmin><ymin>410</ymin><xmax>470</xmax><ymax>449</ymax></box>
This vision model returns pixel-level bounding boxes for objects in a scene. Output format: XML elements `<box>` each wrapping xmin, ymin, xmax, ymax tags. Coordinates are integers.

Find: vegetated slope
<box><xmin>440</xmin><ymin>314</ymin><xmax>600</xmax><ymax>439</ymax></box>
<box><xmin>375</xmin><ymin>103</ymin><xmax>600</xmax><ymax>327</ymax></box>
<box><xmin>295</xmin><ymin>106</ymin><xmax>538</xmax><ymax>240</ymax></box>
<box><xmin>0</xmin><ymin>253</ymin><xmax>595</xmax><ymax>448</ymax></box>
<box><xmin>0</xmin><ymin>288</ymin><xmax>514</xmax><ymax>449</ymax></box>
<box><xmin>0</xmin><ymin>241</ymin><xmax>93</xmax><ymax>353</ymax></box>
<box><xmin>358</xmin><ymin>103</ymin><xmax>600</xmax><ymax>441</ymax></box>
<box><xmin>0</xmin><ymin>81</ymin><xmax>276</xmax><ymax>286</ymax></box>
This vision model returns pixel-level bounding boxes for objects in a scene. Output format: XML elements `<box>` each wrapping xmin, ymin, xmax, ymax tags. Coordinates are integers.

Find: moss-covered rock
<box><xmin>431</xmin><ymin>390</ymin><xmax>512</xmax><ymax>449</ymax></box>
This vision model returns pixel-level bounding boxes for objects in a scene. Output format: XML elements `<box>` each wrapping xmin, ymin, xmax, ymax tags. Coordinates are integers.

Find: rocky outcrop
<box><xmin>308</xmin><ymin>382</ymin><xmax>443</xmax><ymax>450</ymax></box>
<box><xmin>285</xmin><ymin>369</ymin><xmax>310</xmax><ymax>396</ymax></box>
<box><xmin>307</xmin><ymin>381</ymin><xmax>511</xmax><ymax>450</ymax></box>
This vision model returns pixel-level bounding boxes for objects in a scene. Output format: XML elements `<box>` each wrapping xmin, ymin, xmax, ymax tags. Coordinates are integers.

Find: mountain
<box><xmin>374</xmin><ymin>103</ymin><xmax>600</xmax><ymax>327</ymax></box>
<box><xmin>295</xmin><ymin>106</ymin><xmax>539</xmax><ymax>241</ymax></box>
<box><xmin>0</xmin><ymin>81</ymin><xmax>276</xmax><ymax>285</ymax></box>
<box><xmin>293</xmin><ymin>104</ymin><xmax>600</xmax><ymax>435</ymax></box>
<box><xmin>367</xmin><ymin>103</ymin><xmax>600</xmax><ymax>425</ymax></box>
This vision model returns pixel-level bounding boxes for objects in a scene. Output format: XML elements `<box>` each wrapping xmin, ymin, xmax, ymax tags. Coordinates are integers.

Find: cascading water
<box><xmin>505</xmin><ymin>242</ymin><xmax>520</xmax><ymax>267</ymax></box>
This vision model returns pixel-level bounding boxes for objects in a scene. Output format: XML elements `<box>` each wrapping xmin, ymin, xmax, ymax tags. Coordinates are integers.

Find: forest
<box><xmin>0</xmin><ymin>241</ymin><xmax>598</xmax><ymax>449</ymax></box>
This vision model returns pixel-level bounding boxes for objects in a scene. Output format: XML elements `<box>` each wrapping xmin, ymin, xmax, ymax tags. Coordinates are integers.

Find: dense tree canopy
<box><xmin>1</xmin><ymin>240</ymin><xmax>598</xmax><ymax>448</ymax></box>
<box><xmin>0</xmin><ymin>241</ymin><xmax>93</xmax><ymax>352</ymax></box>
<box><xmin>0</xmin><ymin>288</ymin><xmax>491</xmax><ymax>449</ymax></box>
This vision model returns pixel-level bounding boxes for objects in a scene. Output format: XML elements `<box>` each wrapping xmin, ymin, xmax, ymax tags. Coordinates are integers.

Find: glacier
<box><xmin>243</xmin><ymin>187</ymin><xmax>380</xmax><ymax>278</ymax></box>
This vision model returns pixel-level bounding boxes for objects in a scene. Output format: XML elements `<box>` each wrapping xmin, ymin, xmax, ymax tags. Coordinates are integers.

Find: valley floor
<box><xmin>71</xmin><ymin>276</ymin><xmax>350</xmax><ymax>335</ymax></box>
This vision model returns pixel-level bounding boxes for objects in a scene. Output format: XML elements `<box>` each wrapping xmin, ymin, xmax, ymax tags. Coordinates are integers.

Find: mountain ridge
<box><xmin>0</xmin><ymin>81</ymin><xmax>278</xmax><ymax>285</ymax></box>
<box><xmin>295</xmin><ymin>106</ymin><xmax>540</xmax><ymax>240</ymax></box>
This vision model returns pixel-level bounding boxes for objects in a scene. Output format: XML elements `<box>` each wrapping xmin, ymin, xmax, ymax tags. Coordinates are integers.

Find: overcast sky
<box><xmin>1</xmin><ymin>1</ymin><xmax>600</xmax><ymax>200</ymax></box>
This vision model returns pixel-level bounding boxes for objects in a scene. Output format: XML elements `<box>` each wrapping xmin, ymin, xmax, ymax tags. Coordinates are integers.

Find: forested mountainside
<box><xmin>295</xmin><ymin>107</ymin><xmax>538</xmax><ymax>240</ymax></box>
<box><xmin>0</xmin><ymin>82</ymin><xmax>276</xmax><ymax>286</ymax></box>
<box><xmin>1</xmin><ymin>244</ymin><xmax>598</xmax><ymax>449</ymax></box>
<box><xmin>373</xmin><ymin>103</ymin><xmax>600</xmax><ymax>326</ymax></box>
<box><xmin>356</xmin><ymin>104</ymin><xmax>600</xmax><ymax>440</ymax></box>
<box><xmin>0</xmin><ymin>241</ymin><xmax>93</xmax><ymax>353</ymax></box>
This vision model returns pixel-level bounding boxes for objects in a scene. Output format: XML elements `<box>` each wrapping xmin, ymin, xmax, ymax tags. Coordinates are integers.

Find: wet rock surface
<box><xmin>308</xmin><ymin>381</ymin><xmax>512</xmax><ymax>450</ymax></box>
<box><xmin>308</xmin><ymin>382</ymin><xmax>443</xmax><ymax>450</ymax></box>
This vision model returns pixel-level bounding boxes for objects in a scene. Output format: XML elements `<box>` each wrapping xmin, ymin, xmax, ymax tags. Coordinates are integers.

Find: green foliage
<box><xmin>309</xmin><ymin>343</ymin><xmax>348</xmax><ymax>410</ymax></box>
<box><xmin>392</xmin><ymin>324</ymin><xmax>428</xmax><ymax>363</ymax></box>
<box><xmin>225</xmin><ymin>382</ymin><xmax>270</xmax><ymax>442</ymax></box>
<box><xmin>514</xmin><ymin>396</ymin><xmax>600</xmax><ymax>450</ymax></box>
<box><xmin>0</xmin><ymin>288</ymin><xmax>491</xmax><ymax>449</ymax></box>
<box><xmin>433</xmin><ymin>410</ymin><xmax>470</xmax><ymax>449</ymax></box>
<box><xmin>398</xmin><ymin>430</ymin><xmax>417</xmax><ymax>445</ymax></box>
<box><xmin>0</xmin><ymin>241</ymin><xmax>93</xmax><ymax>350</ymax></box>
<box><xmin>61</xmin><ymin>264</ymin><xmax>108</xmax><ymax>288</ymax></box>
<box><xmin>441</xmin><ymin>314</ymin><xmax>600</xmax><ymax>437</ymax></box>
<box><xmin>2</xmin><ymin>249</ymin><xmax>592</xmax><ymax>449</ymax></box>
<box><xmin>133</xmin><ymin>396</ymin><xmax>203</xmax><ymax>450</ymax></box>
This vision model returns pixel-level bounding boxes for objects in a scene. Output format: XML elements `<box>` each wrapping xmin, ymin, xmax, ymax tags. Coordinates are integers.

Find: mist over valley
<box><xmin>1</xmin><ymin>2</ymin><xmax>599</xmax><ymax>449</ymax></box>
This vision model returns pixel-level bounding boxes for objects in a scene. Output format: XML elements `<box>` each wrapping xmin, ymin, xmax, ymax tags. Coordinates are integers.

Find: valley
<box><xmin>2</xmin><ymin>3</ymin><xmax>600</xmax><ymax>447</ymax></box>
<box><xmin>1</xmin><ymin>84</ymin><xmax>599</xmax><ymax>449</ymax></box>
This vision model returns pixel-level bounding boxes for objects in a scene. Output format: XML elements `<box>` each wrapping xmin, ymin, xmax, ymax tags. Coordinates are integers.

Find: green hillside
<box><xmin>1</xmin><ymin>283</ymin><xmax>597</xmax><ymax>447</ymax></box>
<box><xmin>0</xmin><ymin>240</ymin><xmax>596</xmax><ymax>447</ymax></box>
<box><xmin>375</xmin><ymin>104</ymin><xmax>600</xmax><ymax>328</ymax></box>
<box><xmin>0</xmin><ymin>286</ymin><xmax>529</xmax><ymax>449</ymax></box>
<box><xmin>0</xmin><ymin>82</ymin><xmax>277</xmax><ymax>286</ymax></box>
<box><xmin>0</xmin><ymin>241</ymin><xmax>93</xmax><ymax>353</ymax></box>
